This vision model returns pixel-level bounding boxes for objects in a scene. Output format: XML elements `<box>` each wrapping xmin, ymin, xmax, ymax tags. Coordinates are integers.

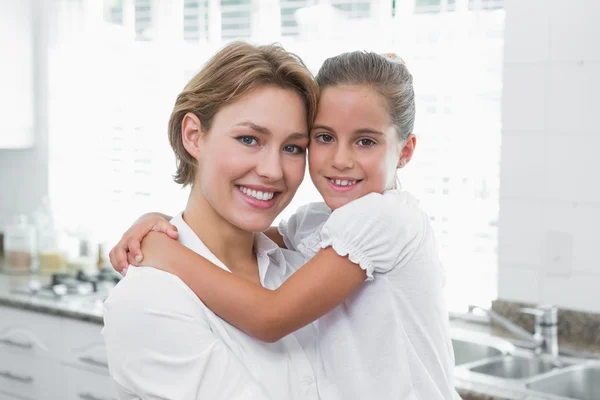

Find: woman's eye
<box><xmin>357</xmin><ymin>138</ymin><xmax>376</xmax><ymax>146</ymax></box>
<box><xmin>283</xmin><ymin>145</ymin><xmax>306</xmax><ymax>154</ymax></box>
<box><xmin>237</xmin><ymin>136</ymin><xmax>258</xmax><ymax>146</ymax></box>
<box><xmin>316</xmin><ymin>134</ymin><xmax>334</xmax><ymax>143</ymax></box>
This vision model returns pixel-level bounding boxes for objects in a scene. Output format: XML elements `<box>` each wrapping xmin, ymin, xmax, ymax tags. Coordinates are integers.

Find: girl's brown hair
<box><xmin>316</xmin><ymin>51</ymin><xmax>415</xmax><ymax>141</ymax></box>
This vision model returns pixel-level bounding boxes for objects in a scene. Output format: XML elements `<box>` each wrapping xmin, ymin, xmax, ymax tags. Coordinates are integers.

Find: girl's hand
<box><xmin>138</xmin><ymin>232</ymin><xmax>180</xmax><ymax>275</ymax></box>
<box><xmin>109</xmin><ymin>212</ymin><xmax>178</xmax><ymax>274</ymax></box>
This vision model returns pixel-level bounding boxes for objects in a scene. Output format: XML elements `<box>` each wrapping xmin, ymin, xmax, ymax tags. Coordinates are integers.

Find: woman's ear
<box><xmin>181</xmin><ymin>113</ymin><xmax>203</xmax><ymax>160</ymax></box>
<box><xmin>397</xmin><ymin>134</ymin><xmax>416</xmax><ymax>168</ymax></box>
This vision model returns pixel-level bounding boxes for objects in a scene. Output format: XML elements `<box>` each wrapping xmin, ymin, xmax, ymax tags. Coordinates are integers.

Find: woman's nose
<box><xmin>256</xmin><ymin>149</ymin><xmax>284</xmax><ymax>181</ymax></box>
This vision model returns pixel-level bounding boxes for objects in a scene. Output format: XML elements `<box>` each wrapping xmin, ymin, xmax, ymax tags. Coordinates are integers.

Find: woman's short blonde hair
<box><xmin>168</xmin><ymin>42</ymin><xmax>319</xmax><ymax>186</ymax></box>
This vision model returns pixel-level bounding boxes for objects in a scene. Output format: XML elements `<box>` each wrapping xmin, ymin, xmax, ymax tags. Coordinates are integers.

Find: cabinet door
<box><xmin>62</xmin><ymin>365</ymin><xmax>117</xmax><ymax>400</ymax></box>
<box><xmin>60</xmin><ymin>319</ymin><xmax>110</xmax><ymax>375</ymax></box>
<box><xmin>0</xmin><ymin>306</ymin><xmax>62</xmax><ymax>360</ymax></box>
<box><xmin>0</xmin><ymin>351</ymin><xmax>61</xmax><ymax>400</ymax></box>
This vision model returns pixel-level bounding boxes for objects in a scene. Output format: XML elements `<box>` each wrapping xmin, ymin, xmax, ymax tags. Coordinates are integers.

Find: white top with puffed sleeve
<box><xmin>279</xmin><ymin>189</ymin><xmax>460</xmax><ymax>400</ymax></box>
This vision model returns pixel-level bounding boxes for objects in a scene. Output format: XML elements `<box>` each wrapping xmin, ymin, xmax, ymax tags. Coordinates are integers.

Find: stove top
<box><xmin>14</xmin><ymin>268</ymin><xmax>121</xmax><ymax>299</ymax></box>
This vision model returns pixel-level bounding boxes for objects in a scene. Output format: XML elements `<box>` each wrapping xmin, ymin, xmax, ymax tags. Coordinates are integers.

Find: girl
<box><xmin>111</xmin><ymin>51</ymin><xmax>458</xmax><ymax>399</ymax></box>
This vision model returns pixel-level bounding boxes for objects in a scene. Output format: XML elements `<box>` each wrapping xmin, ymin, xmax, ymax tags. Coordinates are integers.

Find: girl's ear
<box><xmin>397</xmin><ymin>134</ymin><xmax>416</xmax><ymax>168</ymax></box>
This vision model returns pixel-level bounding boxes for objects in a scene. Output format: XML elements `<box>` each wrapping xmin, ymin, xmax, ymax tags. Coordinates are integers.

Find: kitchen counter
<box><xmin>0</xmin><ymin>272</ymin><xmax>105</xmax><ymax>324</ymax></box>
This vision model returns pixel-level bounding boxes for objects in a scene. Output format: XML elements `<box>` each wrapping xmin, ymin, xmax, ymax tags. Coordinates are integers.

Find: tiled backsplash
<box><xmin>492</xmin><ymin>299</ymin><xmax>600</xmax><ymax>354</ymax></box>
<box><xmin>498</xmin><ymin>0</ymin><xmax>600</xmax><ymax>313</ymax></box>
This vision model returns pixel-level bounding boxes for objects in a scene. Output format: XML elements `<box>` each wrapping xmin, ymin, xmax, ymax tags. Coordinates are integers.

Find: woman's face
<box><xmin>191</xmin><ymin>85</ymin><xmax>309</xmax><ymax>232</ymax></box>
<box><xmin>308</xmin><ymin>85</ymin><xmax>403</xmax><ymax>210</ymax></box>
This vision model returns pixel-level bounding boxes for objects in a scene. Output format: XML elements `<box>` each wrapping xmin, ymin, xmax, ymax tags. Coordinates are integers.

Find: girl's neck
<box><xmin>183</xmin><ymin>186</ymin><xmax>257</xmax><ymax>275</ymax></box>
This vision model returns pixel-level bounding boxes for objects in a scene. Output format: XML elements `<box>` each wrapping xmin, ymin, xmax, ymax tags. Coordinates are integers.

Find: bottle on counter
<box><xmin>3</xmin><ymin>215</ymin><xmax>37</xmax><ymax>273</ymax></box>
<box><xmin>34</xmin><ymin>197</ymin><xmax>67</xmax><ymax>274</ymax></box>
<box><xmin>66</xmin><ymin>225</ymin><xmax>98</xmax><ymax>274</ymax></box>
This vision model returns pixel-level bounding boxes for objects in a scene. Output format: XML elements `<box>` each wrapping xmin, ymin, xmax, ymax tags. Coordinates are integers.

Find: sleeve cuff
<box><xmin>319</xmin><ymin>234</ymin><xmax>375</xmax><ymax>282</ymax></box>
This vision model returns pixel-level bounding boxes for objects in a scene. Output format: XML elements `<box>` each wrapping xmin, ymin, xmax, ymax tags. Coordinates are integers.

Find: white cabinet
<box><xmin>0</xmin><ymin>351</ymin><xmax>61</xmax><ymax>399</ymax></box>
<box><xmin>61</xmin><ymin>319</ymin><xmax>110</xmax><ymax>374</ymax></box>
<box><xmin>0</xmin><ymin>307</ymin><xmax>117</xmax><ymax>399</ymax></box>
<box><xmin>0</xmin><ymin>306</ymin><xmax>63</xmax><ymax>360</ymax></box>
<box><xmin>60</xmin><ymin>319</ymin><xmax>117</xmax><ymax>400</ymax></box>
<box><xmin>62</xmin><ymin>366</ymin><xmax>117</xmax><ymax>400</ymax></box>
<box><xmin>0</xmin><ymin>0</ymin><xmax>35</xmax><ymax>148</ymax></box>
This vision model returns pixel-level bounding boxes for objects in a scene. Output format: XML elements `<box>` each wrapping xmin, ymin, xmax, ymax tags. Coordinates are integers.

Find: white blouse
<box><xmin>279</xmin><ymin>189</ymin><xmax>460</xmax><ymax>400</ymax></box>
<box><xmin>102</xmin><ymin>213</ymin><xmax>325</xmax><ymax>400</ymax></box>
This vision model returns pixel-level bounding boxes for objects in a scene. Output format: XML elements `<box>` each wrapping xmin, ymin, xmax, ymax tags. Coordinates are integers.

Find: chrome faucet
<box><xmin>469</xmin><ymin>304</ymin><xmax>559</xmax><ymax>358</ymax></box>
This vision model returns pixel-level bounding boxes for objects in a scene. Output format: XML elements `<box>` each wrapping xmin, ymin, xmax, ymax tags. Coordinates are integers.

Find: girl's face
<box><xmin>185</xmin><ymin>85</ymin><xmax>309</xmax><ymax>232</ymax></box>
<box><xmin>308</xmin><ymin>85</ymin><xmax>407</xmax><ymax>210</ymax></box>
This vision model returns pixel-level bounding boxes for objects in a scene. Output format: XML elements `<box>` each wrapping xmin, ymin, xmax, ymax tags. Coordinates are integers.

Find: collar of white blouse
<box><xmin>170</xmin><ymin>213</ymin><xmax>288</xmax><ymax>285</ymax></box>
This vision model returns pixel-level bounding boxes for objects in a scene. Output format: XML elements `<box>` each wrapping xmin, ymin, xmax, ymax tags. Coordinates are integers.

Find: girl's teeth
<box><xmin>331</xmin><ymin>179</ymin><xmax>357</xmax><ymax>187</ymax></box>
<box><xmin>239</xmin><ymin>186</ymin><xmax>274</xmax><ymax>201</ymax></box>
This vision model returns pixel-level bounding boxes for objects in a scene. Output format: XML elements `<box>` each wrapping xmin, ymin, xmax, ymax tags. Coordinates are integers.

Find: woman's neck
<box><xmin>183</xmin><ymin>186</ymin><xmax>257</xmax><ymax>275</ymax></box>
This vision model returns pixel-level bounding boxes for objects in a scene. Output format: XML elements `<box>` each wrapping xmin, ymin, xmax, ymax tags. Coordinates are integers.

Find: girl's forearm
<box><xmin>151</xmin><ymin>236</ymin><xmax>279</xmax><ymax>341</ymax></box>
<box><xmin>144</xmin><ymin>233</ymin><xmax>365</xmax><ymax>342</ymax></box>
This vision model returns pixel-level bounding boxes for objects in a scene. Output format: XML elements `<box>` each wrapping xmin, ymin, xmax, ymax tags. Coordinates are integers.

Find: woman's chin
<box><xmin>232</xmin><ymin>215</ymin><xmax>276</xmax><ymax>234</ymax></box>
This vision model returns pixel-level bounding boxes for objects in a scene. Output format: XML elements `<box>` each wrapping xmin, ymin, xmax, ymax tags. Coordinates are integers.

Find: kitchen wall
<box><xmin>0</xmin><ymin>0</ymin><xmax>49</xmax><ymax>228</ymax></box>
<box><xmin>498</xmin><ymin>0</ymin><xmax>600</xmax><ymax>312</ymax></box>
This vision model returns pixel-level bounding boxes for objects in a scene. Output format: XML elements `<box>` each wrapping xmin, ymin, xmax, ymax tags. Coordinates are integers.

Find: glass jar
<box><xmin>34</xmin><ymin>197</ymin><xmax>66</xmax><ymax>273</ymax></box>
<box><xmin>3</xmin><ymin>215</ymin><xmax>36</xmax><ymax>273</ymax></box>
<box><xmin>66</xmin><ymin>225</ymin><xmax>98</xmax><ymax>274</ymax></box>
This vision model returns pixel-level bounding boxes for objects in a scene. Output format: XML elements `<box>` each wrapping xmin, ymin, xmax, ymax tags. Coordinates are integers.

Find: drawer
<box><xmin>0</xmin><ymin>350</ymin><xmax>61</xmax><ymax>399</ymax></box>
<box><xmin>0</xmin><ymin>306</ymin><xmax>62</xmax><ymax>359</ymax></box>
<box><xmin>62</xmin><ymin>365</ymin><xmax>117</xmax><ymax>400</ymax></box>
<box><xmin>61</xmin><ymin>319</ymin><xmax>109</xmax><ymax>374</ymax></box>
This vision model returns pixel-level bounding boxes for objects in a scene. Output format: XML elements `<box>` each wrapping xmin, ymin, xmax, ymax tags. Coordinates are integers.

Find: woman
<box><xmin>102</xmin><ymin>41</ymin><xmax>327</xmax><ymax>400</ymax></box>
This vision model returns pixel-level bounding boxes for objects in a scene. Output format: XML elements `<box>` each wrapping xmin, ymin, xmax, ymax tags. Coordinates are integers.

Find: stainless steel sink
<box><xmin>470</xmin><ymin>356</ymin><xmax>562</xmax><ymax>380</ymax></box>
<box><xmin>527</xmin><ymin>365</ymin><xmax>600</xmax><ymax>400</ymax></box>
<box><xmin>452</xmin><ymin>338</ymin><xmax>504</xmax><ymax>366</ymax></box>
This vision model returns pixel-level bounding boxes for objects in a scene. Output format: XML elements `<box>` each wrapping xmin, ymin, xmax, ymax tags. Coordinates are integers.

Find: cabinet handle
<box><xmin>0</xmin><ymin>370</ymin><xmax>34</xmax><ymax>383</ymax></box>
<box><xmin>79</xmin><ymin>356</ymin><xmax>109</xmax><ymax>369</ymax></box>
<box><xmin>78</xmin><ymin>393</ymin><xmax>115</xmax><ymax>400</ymax></box>
<box><xmin>0</xmin><ymin>338</ymin><xmax>34</xmax><ymax>349</ymax></box>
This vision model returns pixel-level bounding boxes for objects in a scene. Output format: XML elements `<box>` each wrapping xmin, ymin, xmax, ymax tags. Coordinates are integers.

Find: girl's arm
<box><xmin>141</xmin><ymin>232</ymin><xmax>366</xmax><ymax>343</ymax></box>
<box><xmin>109</xmin><ymin>212</ymin><xmax>178</xmax><ymax>273</ymax></box>
<box><xmin>110</xmin><ymin>214</ymin><xmax>288</xmax><ymax>275</ymax></box>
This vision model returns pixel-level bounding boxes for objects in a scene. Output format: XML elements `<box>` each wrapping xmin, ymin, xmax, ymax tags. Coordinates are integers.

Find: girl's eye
<box><xmin>316</xmin><ymin>134</ymin><xmax>335</xmax><ymax>143</ymax></box>
<box><xmin>357</xmin><ymin>138</ymin><xmax>376</xmax><ymax>146</ymax></box>
<box><xmin>283</xmin><ymin>145</ymin><xmax>306</xmax><ymax>154</ymax></box>
<box><xmin>237</xmin><ymin>136</ymin><xmax>258</xmax><ymax>146</ymax></box>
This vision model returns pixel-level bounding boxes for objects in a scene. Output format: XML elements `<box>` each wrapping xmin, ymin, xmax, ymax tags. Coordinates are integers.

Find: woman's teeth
<box><xmin>239</xmin><ymin>186</ymin><xmax>275</xmax><ymax>201</ymax></box>
<box><xmin>330</xmin><ymin>179</ymin><xmax>357</xmax><ymax>186</ymax></box>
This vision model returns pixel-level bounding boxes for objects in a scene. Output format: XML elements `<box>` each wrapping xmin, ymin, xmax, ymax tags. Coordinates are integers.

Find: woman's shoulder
<box><xmin>105</xmin><ymin>267</ymin><xmax>206</xmax><ymax>318</ymax></box>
